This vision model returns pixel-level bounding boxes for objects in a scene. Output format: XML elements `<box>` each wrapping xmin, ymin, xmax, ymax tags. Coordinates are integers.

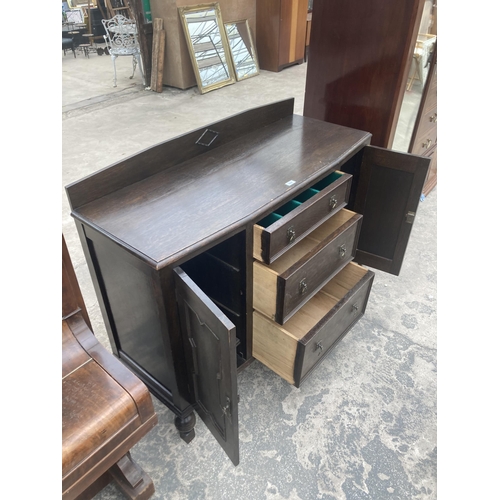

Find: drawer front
<box><xmin>294</xmin><ymin>269</ymin><xmax>374</xmax><ymax>385</ymax></box>
<box><xmin>278</xmin><ymin>213</ymin><xmax>363</xmax><ymax>323</ymax></box>
<box><xmin>413</xmin><ymin>105</ymin><xmax>437</xmax><ymax>144</ymax></box>
<box><xmin>254</xmin><ymin>172</ymin><xmax>352</xmax><ymax>264</ymax></box>
<box><xmin>424</xmin><ymin>74</ymin><xmax>437</xmax><ymax>113</ymax></box>
<box><xmin>412</xmin><ymin>126</ymin><xmax>437</xmax><ymax>156</ymax></box>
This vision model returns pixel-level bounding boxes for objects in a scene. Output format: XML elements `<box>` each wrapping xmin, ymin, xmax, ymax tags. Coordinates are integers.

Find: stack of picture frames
<box><xmin>178</xmin><ymin>3</ymin><xmax>260</xmax><ymax>94</ymax></box>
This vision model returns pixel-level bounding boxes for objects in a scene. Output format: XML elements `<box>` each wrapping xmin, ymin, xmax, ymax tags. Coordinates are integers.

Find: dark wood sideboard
<box><xmin>66</xmin><ymin>99</ymin><xmax>429</xmax><ymax>466</ymax></box>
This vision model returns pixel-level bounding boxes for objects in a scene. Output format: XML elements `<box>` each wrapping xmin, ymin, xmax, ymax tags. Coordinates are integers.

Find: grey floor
<box><xmin>62</xmin><ymin>49</ymin><xmax>437</xmax><ymax>500</ymax></box>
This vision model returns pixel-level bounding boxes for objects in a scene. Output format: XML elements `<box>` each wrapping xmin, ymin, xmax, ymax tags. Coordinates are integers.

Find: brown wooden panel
<box><xmin>66</xmin><ymin>99</ymin><xmax>295</xmax><ymax>210</ymax></box>
<box><xmin>62</xmin><ymin>234</ymin><xmax>91</xmax><ymax>328</ymax></box>
<box><xmin>412</xmin><ymin>126</ymin><xmax>437</xmax><ymax>156</ymax></box>
<box><xmin>303</xmin><ymin>0</ymin><xmax>425</xmax><ymax>147</ymax></box>
<box><xmin>278</xmin><ymin>0</ymin><xmax>291</xmax><ymax>66</ymax></box>
<box><xmin>257</xmin><ymin>0</ymin><xmax>308</xmax><ymax>71</ymax></box>
<box><xmin>68</xmin><ymin>314</ymin><xmax>158</xmax><ymax>423</ymax></box>
<box><xmin>353</xmin><ymin>146</ymin><xmax>430</xmax><ymax>275</ymax></box>
<box><xmin>62</xmin><ymin>320</ymin><xmax>90</xmax><ymax>378</ymax></box>
<box><xmin>422</xmin><ymin>145</ymin><xmax>437</xmax><ymax>196</ymax></box>
<box><xmin>174</xmin><ymin>267</ymin><xmax>239</xmax><ymax>466</ymax></box>
<box><xmin>279</xmin><ymin>0</ymin><xmax>307</xmax><ymax>68</ymax></box>
<box><xmin>291</xmin><ymin>0</ymin><xmax>308</xmax><ymax>63</ymax></box>
<box><xmin>256</xmin><ymin>0</ymin><xmax>282</xmax><ymax>71</ymax></box>
<box><xmin>82</xmin><ymin>226</ymin><xmax>177</xmax><ymax>392</ymax></box>
<box><xmin>411</xmin><ymin>104</ymin><xmax>437</xmax><ymax>148</ymax></box>
<box><xmin>62</xmin><ymin>362</ymin><xmax>139</xmax><ymax>477</ymax></box>
<box><xmin>410</xmin><ymin>46</ymin><xmax>437</xmax><ymax>155</ymax></box>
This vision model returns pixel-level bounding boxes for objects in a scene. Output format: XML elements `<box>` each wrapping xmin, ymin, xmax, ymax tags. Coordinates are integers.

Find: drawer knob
<box><xmin>329</xmin><ymin>195</ymin><xmax>338</xmax><ymax>211</ymax></box>
<box><xmin>287</xmin><ymin>226</ymin><xmax>296</xmax><ymax>243</ymax></box>
<box><xmin>339</xmin><ymin>244</ymin><xmax>347</xmax><ymax>258</ymax></box>
<box><xmin>316</xmin><ymin>341</ymin><xmax>323</xmax><ymax>352</ymax></box>
<box><xmin>352</xmin><ymin>303</ymin><xmax>359</xmax><ymax>312</ymax></box>
<box><xmin>422</xmin><ymin>139</ymin><xmax>432</xmax><ymax>149</ymax></box>
<box><xmin>429</xmin><ymin>113</ymin><xmax>437</xmax><ymax>123</ymax></box>
<box><xmin>299</xmin><ymin>279</ymin><xmax>308</xmax><ymax>295</ymax></box>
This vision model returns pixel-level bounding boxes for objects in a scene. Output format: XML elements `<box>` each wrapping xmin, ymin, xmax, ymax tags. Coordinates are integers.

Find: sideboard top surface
<box><xmin>72</xmin><ymin>114</ymin><xmax>370</xmax><ymax>267</ymax></box>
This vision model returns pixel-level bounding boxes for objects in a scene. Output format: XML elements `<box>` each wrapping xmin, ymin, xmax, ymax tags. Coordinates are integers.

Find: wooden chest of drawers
<box><xmin>66</xmin><ymin>99</ymin><xmax>429</xmax><ymax>466</ymax></box>
<box><xmin>410</xmin><ymin>47</ymin><xmax>437</xmax><ymax>196</ymax></box>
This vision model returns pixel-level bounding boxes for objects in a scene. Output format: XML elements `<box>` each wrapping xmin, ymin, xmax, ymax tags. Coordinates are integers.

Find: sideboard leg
<box><xmin>175</xmin><ymin>412</ymin><xmax>196</xmax><ymax>444</ymax></box>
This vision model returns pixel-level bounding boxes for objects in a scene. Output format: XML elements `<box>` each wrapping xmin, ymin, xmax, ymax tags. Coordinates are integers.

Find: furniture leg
<box><xmin>111</xmin><ymin>54</ymin><xmax>118</xmax><ymax>87</ymax></box>
<box><xmin>108</xmin><ymin>453</ymin><xmax>155</xmax><ymax>500</ymax></box>
<box><xmin>174</xmin><ymin>411</ymin><xmax>196</xmax><ymax>444</ymax></box>
<box><xmin>131</xmin><ymin>56</ymin><xmax>137</xmax><ymax>80</ymax></box>
<box><xmin>136</xmin><ymin>54</ymin><xmax>145</xmax><ymax>85</ymax></box>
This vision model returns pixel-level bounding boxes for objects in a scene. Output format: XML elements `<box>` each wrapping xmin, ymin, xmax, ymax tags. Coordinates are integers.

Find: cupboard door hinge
<box><xmin>405</xmin><ymin>211</ymin><xmax>416</xmax><ymax>224</ymax></box>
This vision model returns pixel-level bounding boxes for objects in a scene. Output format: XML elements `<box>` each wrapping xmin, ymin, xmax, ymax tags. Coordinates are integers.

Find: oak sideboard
<box><xmin>66</xmin><ymin>99</ymin><xmax>429</xmax><ymax>465</ymax></box>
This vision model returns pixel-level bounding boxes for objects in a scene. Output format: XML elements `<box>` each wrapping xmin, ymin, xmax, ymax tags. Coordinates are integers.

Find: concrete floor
<box><xmin>62</xmin><ymin>48</ymin><xmax>437</xmax><ymax>500</ymax></box>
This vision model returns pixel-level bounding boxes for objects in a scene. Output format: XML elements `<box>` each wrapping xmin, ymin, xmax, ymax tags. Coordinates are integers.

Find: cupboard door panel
<box><xmin>353</xmin><ymin>146</ymin><xmax>429</xmax><ymax>275</ymax></box>
<box><xmin>174</xmin><ymin>267</ymin><xmax>239</xmax><ymax>466</ymax></box>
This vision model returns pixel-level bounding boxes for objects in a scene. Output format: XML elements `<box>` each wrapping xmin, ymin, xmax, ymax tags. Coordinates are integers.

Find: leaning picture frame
<box><xmin>179</xmin><ymin>3</ymin><xmax>236</xmax><ymax>94</ymax></box>
<box><xmin>224</xmin><ymin>19</ymin><xmax>259</xmax><ymax>81</ymax></box>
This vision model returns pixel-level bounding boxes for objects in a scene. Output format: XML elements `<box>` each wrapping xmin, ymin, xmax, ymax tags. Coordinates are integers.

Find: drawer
<box><xmin>253</xmin><ymin>171</ymin><xmax>352</xmax><ymax>264</ymax></box>
<box><xmin>412</xmin><ymin>125</ymin><xmax>437</xmax><ymax>156</ymax></box>
<box><xmin>253</xmin><ymin>209</ymin><xmax>363</xmax><ymax>324</ymax></box>
<box><xmin>413</xmin><ymin>105</ymin><xmax>437</xmax><ymax>143</ymax></box>
<box><xmin>424</xmin><ymin>72</ymin><xmax>437</xmax><ymax>112</ymax></box>
<box><xmin>253</xmin><ymin>262</ymin><xmax>374</xmax><ymax>387</ymax></box>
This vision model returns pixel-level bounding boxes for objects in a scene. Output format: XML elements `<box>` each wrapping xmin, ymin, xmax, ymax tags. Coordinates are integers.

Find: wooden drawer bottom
<box><xmin>252</xmin><ymin>262</ymin><xmax>374</xmax><ymax>387</ymax></box>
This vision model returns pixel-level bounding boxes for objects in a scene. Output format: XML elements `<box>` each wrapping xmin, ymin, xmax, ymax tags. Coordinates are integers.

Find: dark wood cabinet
<box><xmin>303</xmin><ymin>0</ymin><xmax>426</xmax><ymax>147</ymax></box>
<box><xmin>66</xmin><ymin>99</ymin><xmax>429</xmax><ymax>466</ymax></box>
<box><xmin>303</xmin><ymin>0</ymin><xmax>437</xmax><ymax>195</ymax></box>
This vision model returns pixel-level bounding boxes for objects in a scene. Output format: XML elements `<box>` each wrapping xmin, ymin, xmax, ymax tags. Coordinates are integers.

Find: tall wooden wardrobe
<box><xmin>303</xmin><ymin>0</ymin><xmax>437</xmax><ymax>195</ymax></box>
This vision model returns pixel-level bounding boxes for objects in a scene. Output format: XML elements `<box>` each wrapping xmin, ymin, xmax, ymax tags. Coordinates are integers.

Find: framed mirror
<box><xmin>179</xmin><ymin>3</ymin><xmax>236</xmax><ymax>94</ymax></box>
<box><xmin>224</xmin><ymin>20</ymin><xmax>259</xmax><ymax>81</ymax></box>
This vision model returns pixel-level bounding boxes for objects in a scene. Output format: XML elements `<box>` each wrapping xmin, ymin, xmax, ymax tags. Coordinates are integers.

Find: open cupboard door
<box><xmin>351</xmin><ymin>146</ymin><xmax>431</xmax><ymax>276</ymax></box>
<box><xmin>173</xmin><ymin>267</ymin><xmax>239</xmax><ymax>465</ymax></box>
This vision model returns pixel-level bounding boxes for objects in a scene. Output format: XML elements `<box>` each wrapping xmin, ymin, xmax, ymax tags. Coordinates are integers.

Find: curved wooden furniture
<box><xmin>65</xmin><ymin>99</ymin><xmax>430</xmax><ymax>466</ymax></box>
<box><xmin>62</xmin><ymin>235</ymin><xmax>158</xmax><ymax>500</ymax></box>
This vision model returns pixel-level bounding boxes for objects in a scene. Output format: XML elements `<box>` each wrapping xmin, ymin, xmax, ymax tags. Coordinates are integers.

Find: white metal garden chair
<box><xmin>102</xmin><ymin>14</ymin><xmax>145</xmax><ymax>87</ymax></box>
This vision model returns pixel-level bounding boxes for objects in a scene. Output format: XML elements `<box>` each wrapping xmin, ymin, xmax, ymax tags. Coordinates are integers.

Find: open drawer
<box><xmin>253</xmin><ymin>171</ymin><xmax>352</xmax><ymax>264</ymax></box>
<box><xmin>252</xmin><ymin>262</ymin><xmax>374</xmax><ymax>387</ymax></box>
<box><xmin>253</xmin><ymin>209</ymin><xmax>363</xmax><ymax>324</ymax></box>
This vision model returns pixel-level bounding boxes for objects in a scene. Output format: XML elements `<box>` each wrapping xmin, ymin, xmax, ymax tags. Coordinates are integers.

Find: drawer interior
<box><xmin>180</xmin><ymin>231</ymin><xmax>247</xmax><ymax>366</ymax></box>
<box><xmin>252</xmin><ymin>262</ymin><xmax>369</xmax><ymax>384</ymax></box>
<box><xmin>260</xmin><ymin>209</ymin><xmax>358</xmax><ymax>275</ymax></box>
<box><xmin>274</xmin><ymin>262</ymin><xmax>368</xmax><ymax>340</ymax></box>
<box><xmin>256</xmin><ymin>171</ymin><xmax>345</xmax><ymax>228</ymax></box>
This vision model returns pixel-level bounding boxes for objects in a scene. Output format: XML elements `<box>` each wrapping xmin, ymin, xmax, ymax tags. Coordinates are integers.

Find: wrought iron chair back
<box><xmin>102</xmin><ymin>14</ymin><xmax>145</xmax><ymax>87</ymax></box>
